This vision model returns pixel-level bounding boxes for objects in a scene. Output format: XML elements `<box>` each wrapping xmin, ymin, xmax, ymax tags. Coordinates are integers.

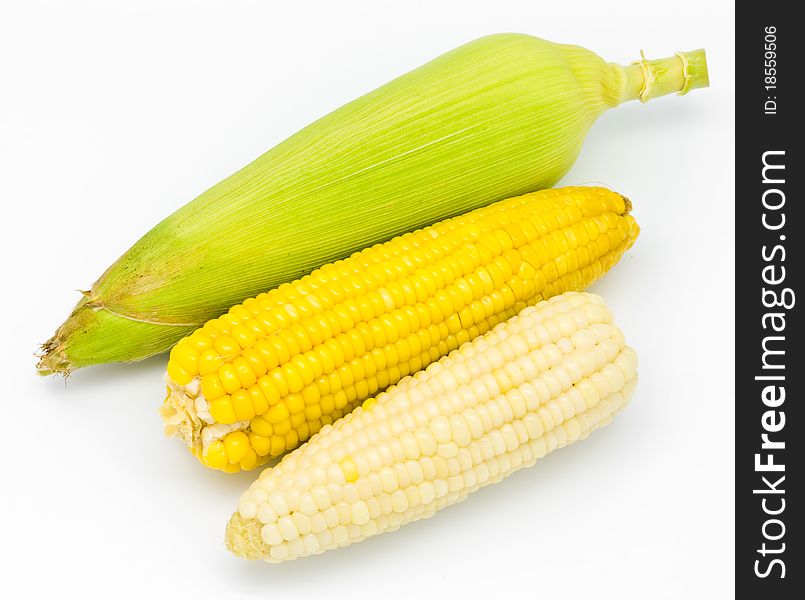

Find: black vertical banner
<box><xmin>735</xmin><ymin>4</ymin><xmax>801</xmax><ymax>597</ymax></box>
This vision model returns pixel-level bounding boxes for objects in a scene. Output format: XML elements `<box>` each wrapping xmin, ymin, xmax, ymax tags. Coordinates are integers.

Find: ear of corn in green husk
<box><xmin>38</xmin><ymin>34</ymin><xmax>706</xmax><ymax>375</ymax></box>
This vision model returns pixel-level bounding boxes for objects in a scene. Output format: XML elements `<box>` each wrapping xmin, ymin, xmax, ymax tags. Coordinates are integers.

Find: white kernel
<box><xmin>269</xmin><ymin>544</ymin><xmax>289</xmax><ymax>560</ymax></box>
<box><xmin>257</xmin><ymin>505</ymin><xmax>278</xmax><ymax>525</ymax></box>
<box><xmin>351</xmin><ymin>501</ymin><xmax>370</xmax><ymax>525</ymax></box>
<box><xmin>378</xmin><ymin>493</ymin><xmax>392</xmax><ymax>514</ymax></box>
<box><xmin>405</xmin><ymin>486</ymin><xmax>420</xmax><ymax>507</ymax></box>
<box><xmin>400</xmin><ymin>432</ymin><xmax>420</xmax><ymax>459</ymax></box>
<box><xmin>450</xmin><ymin>415</ymin><xmax>472</xmax><ymax>446</ymax></box>
<box><xmin>489</xmin><ymin>431</ymin><xmax>506</xmax><ymax>455</ymax></box>
<box><xmin>429</xmin><ymin>416</ymin><xmax>452</xmax><ymax>443</ymax></box>
<box><xmin>407</xmin><ymin>460</ymin><xmax>424</xmax><ymax>484</ymax></box>
<box><xmin>261</xmin><ymin>524</ymin><xmax>283</xmax><ymax>546</ymax></box>
<box><xmin>356</xmin><ymin>479</ymin><xmax>373</xmax><ymax>500</ymax></box>
<box><xmin>293</xmin><ymin>512</ymin><xmax>311</xmax><ymax>535</ymax></box>
<box><xmin>323</xmin><ymin>506</ymin><xmax>339</xmax><ymax>528</ymax></box>
<box><xmin>318</xmin><ymin>529</ymin><xmax>334</xmax><ymax>548</ymax></box>
<box><xmin>379</xmin><ymin>467</ymin><xmax>398</xmax><ymax>493</ymax></box>
<box><xmin>433</xmin><ymin>457</ymin><xmax>449</xmax><ymax>479</ymax></box>
<box><xmin>393</xmin><ymin>463</ymin><xmax>411</xmax><ymax>488</ymax></box>
<box><xmin>238</xmin><ymin>501</ymin><xmax>257</xmax><ymax>520</ymax></box>
<box><xmin>457</xmin><ymin>448</ymin><xmax>473</xmax><ymax>471</ymax></box>
<box><xmin>332</xmin><ymin>525</ymin><xmax>349</xmax><ymax>545</ymax></box>
<box><xmin>348</xmin><ymin>524</ymin><xmax>362</xmax><ymax>539</ymax></box>
<box><xmin>419</xmin><ymin>482</ymin><xmax>436</xmax><ymax>504</ymax></box>
<box><xmin>343</xmin><ymin>484</ymin><xmax>359</xmax><ymax>504</ymax></box>
<box><xmin>302</xmin><ymin>533</ymin><xmax>320</xmax><ymax>555</ymax></box>
<box><xmin>361</xmin><ymin>520</ymin><xmax>379</xmax><ymax>538</ymax></box>
<box><xmin>390</xmin><ymin>490</ymin><xmax>408</xmax><ymax>513</ymax></box>
<box><xmin>476</xmin><ymin>463</ymin><xmax>490</xmax><ymax>484</ymax></box>
<box><xmin>506</xmin><ymin>389</ymin><xmax>527</xmax><ymax>419</ymax></box>
<box><xmin>565</xmin><ymin>417</ymin><xmax>582</xmax><ymax>441</ymax></box>
<box><xmin>437</xmin><ymin>442</ymin><xmax>459</xmax><ymax>458</ymax></box>
<box><xmin>309</xmin><ymin>513</ymin><xmax>327</xmax><ymax>533</ymax></box>
<box><xmin>277</xmin><ymin>516</ymin><xmax>299</xmax><ymax>541</ymax></box>
<box><xmin>297</xmin><ymin>494</ymin><xmax>317</xmax><ymax>516</ymax></box>
<box><xmin>420</xmin><ymin>457</ymin><xmax>436</xmax><ymax>480</ymax></box>
<box><xmin>336</xmin><ymin>502</ymin><xmax>352</xmax><ymax>525</ymax></box>
<box><xmin>367</xmin><ymin>498</ymin><xmax>381</xmax><ymax>519</ymax></box>
<box><xmin>326</xmin><ymin>464</ymin><xmax>345</xmax><ymax>484</ymax></box>
<box><xmin>446</xmin><ymin>475</ymin><xmax>463</xmax><ymax>491</ymax></box>
<box><xmin>268</xmin><ymin>492</ymin><xmax>289</xmax><ymax>517</ymax></box>
<box><xmin>415</xmin><ymin>429</ymin><xmax>437</xmax><ymax>456</ymax></box>
<box><xmin>288</xmin><ymin>538</ymin><xmax>305</xmax><ymax>556</ymax></box>
<box><xmin>433</xmin><ymin>479</ymin><xmax>448</xmax><ymax>498</ymax></box>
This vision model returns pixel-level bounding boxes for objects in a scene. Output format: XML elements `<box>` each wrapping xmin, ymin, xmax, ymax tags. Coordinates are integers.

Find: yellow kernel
<box><xmin>282</xmin><ymin>362</ymin><xmax>305</xmax><ymax>394</ymax></box>
<box><xmin>250</xmin><ymin>416</ymin><xmax>273</xmax><ymax>437</ymax></box>
<box><xmin>301</xmin><ymin>384</ymin><xmax>320</xmax><ymax>406</ymax></box>
<box><xmin>257</xmin><ymin>375</ymin><xmax>281</xmax><ymax>406</ymax></box>
<box><xmin>362</xmin><ymin>397</ymin><xmax>377</xmax><ymax>411</ymax></box>
<box><xmin>188</xmin><ymin>331</ymin><xmax>213</xmax><ymax>352</ymax></box>
<box><xmin>218</xmin><ymin>363</ymin><xmax>242</xmax><ymax>394</ymax></box>
<box><xmin>172</xmin><ymin>342</ymin><xmax>199</xmax><ymax>375</ymax></box>
<box><xmin>286</xmin><ymin>394</ymin><xmax>305</xmax><ymax>414</ymax></box>
<box><xmin>290</xmin><ymin>412</ymin><xmax>306</xmax><ymax>428</ymax></box>
<box><xmin>249</xmin><ymin>433</ymin><xmax>271</xmax><ymax>457</ymax></box>
<box><xmin>214</xmin><ymin>335</ymin><xmax>241</xmax><ymax>360</ymax></box>
<box><xmin>231</xmin><ymin>324</ymin><xmax>257</xmax><ymax>350</ymax></box>
<box><xmin>220</xmin><ymin>462</ymin><xmax>242</xmax><ymax>474</ymax></box>
<box><xmin>209</xmin><ymin>396</ymin><xmax>237</xmax><ymax>424</ymax></box>
<box><xmin>198</xmin><ymin>349</ymin><xmax>224</xmax><ymax>376</ymax></box>
<box><xmin>254</xmin><ymin>339</ymin><xmax>280</xmax><ymax>370</ymax></box>
<box><xmin>266</xmin><ymin>403</ymin><xmax>290</xmax><ymax>424</ymax></box>
<box><xmin>240</xmin><ymin>448</ymin><xmax>259</xmax><ymax>471</ymax></box>
<box><xmin>166</xmin><ymin>360</ymin><xmax>193</xmax><ymax>386</ymax></box>
<box><xmin>315</xmin><ymin>345</ymin><xmax>336</xmax><ymax>373</ymax></box>
<box><xmin>285</xmin><ymin>430</ymin><xmax>299</xmax><ymax>450</ymax></box>
<box><xmin>339</xmin><ymin>456</ymin><xmax>359</xmax><ymax>483</ymax></box>
<box><xmin>201</xmin><ymin>373</ymin><xmax>226</xmax><ymax>401</ymax></box>
<box><xmin>202</xmin><ymin>441</ymin><xmax>228</xmax><ymax>469</ymax></box>
<box><xmin>304</xmin><ymin>404</ymin><xmax>322</xmax><ymax>421</ymax></box>
<box><xmin>248</xmin><ymin>385</ymin><xmax>268</xmax><ymax>416</ymax></box>
<box><xmin>241</xmin><ymin>348</ymin><xmax>268</xmax><ymax>378</ymax></box>
<box><xmin>232</xmin><ymin>357</ymin><xmax>257</xmax><ymax>389</ymax></box>
<box><xmin>320</xmin><ymin>394</ymin><xmax>335</xmax><ymax>415</ymax></box>
<box><xmin>224</xmin><ymin>431</ymin><xmax>250</xmax><ymax>463</ymax></box>
<box><xmin>268</xmin><ymin>367</ymin><xmax>290</xmax><ymax>397</ymax></box>
<box><xmin>291</xmin><ymin>355</ymin><xmax>315</xmax><ymax>387</ymax></box>
<box><xmin>270</xmin><ymin>435</ymin><xmax>286</xmax><ymax>456</ymax></box>
<box><xmin>232</xmin><ymin>389</ymin><xmax>256</xmax><ymax>421</ymax></box>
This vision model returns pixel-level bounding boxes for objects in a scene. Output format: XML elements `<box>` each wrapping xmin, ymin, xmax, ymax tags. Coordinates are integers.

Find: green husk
<box><xmin>38</xmin><ymin>34</ymin><xmax>708</xmax><ymax>374</ymax></box>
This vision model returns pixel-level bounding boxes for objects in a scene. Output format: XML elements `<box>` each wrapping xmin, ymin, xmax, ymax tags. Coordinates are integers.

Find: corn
<box><xmin>161</xmin><ymin>186</ymin><xmax>638</xmax><ymax>471</ymax></box>
<box><xmin>38</xmin><ymin>34</ymin><xmax>705</xmax><ymax>375</ymax></box>
<box><xmin>225</xmin><ymin>291</ymin><xmax>637</xmax><ymax>562</ymax></box>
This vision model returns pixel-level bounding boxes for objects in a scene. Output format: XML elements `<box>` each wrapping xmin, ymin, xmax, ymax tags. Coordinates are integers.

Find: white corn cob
<box><xmin>226</xmin><ymin>291</ymin><xmax>637</xmax><ymax>562</ymax></box>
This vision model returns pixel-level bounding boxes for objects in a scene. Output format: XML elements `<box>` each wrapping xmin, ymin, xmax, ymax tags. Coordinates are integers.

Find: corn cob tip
<box><xmin>160</xmin><ymin>382</ymin><xmax>204</xmax><ymax>452</ymax></box>
<box><xmin>226</xmin><ymin>512</ymin><xmax>269</xmax><ymax>561</ymax></box>
<box><xmin>36</xmin><ymin>301</ymin><xmax>94</xmax><ymax>376</ymax></box>
<box><xmin>37</xmin><ymin>296</ymin><xmax>198</xmax><ymax>376</ymax></box>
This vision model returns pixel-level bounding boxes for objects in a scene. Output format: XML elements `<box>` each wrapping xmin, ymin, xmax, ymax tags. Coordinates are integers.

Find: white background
<box><xmin>1</xmin><ymin>1</ymin><xmax>734</xmax><ymax>598</ymax></box>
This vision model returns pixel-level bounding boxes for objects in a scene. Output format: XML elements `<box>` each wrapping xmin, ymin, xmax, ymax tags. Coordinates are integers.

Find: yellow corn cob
<box><xmin>161</xmin><ymin>186</ymin><xmax>638</xmax><ymax>472</ymax></box>
<box><xmin>226</xmin><ymin>291</ymin><xmax>637</xmax><ymax>562</ymax></box>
